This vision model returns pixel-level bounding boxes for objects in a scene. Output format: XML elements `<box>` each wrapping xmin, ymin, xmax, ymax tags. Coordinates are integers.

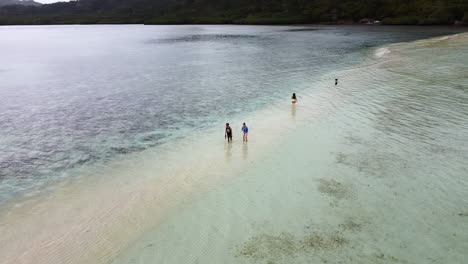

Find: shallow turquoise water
<box><xmin>0</xmin><ymin>25</ymin><xmax>466</xmax><ymax>203</ymax></box>
<box><xmin>0</xmin><ymin>26</ymin><xmax>467</xmax><ymax>264</ymax></box>
<box><xmin>110</xmin><ymin>34</ymin><xmax>468</xmax><ymax>264</ymax></box>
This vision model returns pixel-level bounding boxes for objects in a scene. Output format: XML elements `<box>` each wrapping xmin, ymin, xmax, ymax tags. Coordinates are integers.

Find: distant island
<box><xmin>0</xmin><ymin>0</ymin><xmax>467</xmax><ymax>25</ymax></box>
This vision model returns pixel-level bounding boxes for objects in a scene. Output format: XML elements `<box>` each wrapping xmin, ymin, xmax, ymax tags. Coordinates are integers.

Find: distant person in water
<box><xmin>335</xmin><ymin>79</ymin><xmax>338</xmax><ymax>85</ymax></box>
<box><xmin>241</xmin><ymin>123</ymin><xmax>249</xmax><ymax>142</ymax></box>
<box><xmin>291</xmin><ymin>93</ymin><xmax>297</xmax><ymax>104</ymax></box>
<box><xmin>225</xmin><ymin>123</ymin><xmax>233</xmax><ymax>142</ymax></box>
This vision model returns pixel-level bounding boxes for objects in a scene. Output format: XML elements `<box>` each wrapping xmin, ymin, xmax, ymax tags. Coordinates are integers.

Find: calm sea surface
<box><xmin>0</xmin><ymin>25</ymin><xmax>465</xmax><ymax>202</ymax></box>
<box><xmin>0</xmin><ymin>25</ymin><xmax>467</xmax><ymax>264</ymax></box>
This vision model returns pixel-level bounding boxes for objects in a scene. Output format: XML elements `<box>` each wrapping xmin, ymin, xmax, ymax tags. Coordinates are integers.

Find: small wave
<box><xmin>406</xmin><ymin>33</ymin><xmax>466</xmax><ymax>48</ymax></box>
<box><xmin>374</xmin><ymin>47</ymin><xmax>390</xmax><ymax>58</ymax></box>
<box><xmin>438</xmin><ymin>34</ymin><xmax>464</xmax><ymax>42</ymax></box>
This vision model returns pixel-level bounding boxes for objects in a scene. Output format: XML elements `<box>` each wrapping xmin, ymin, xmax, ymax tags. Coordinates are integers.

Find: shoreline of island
<box><xmin>1</xmin><ymin>0</ymin><xmax>467</xmax><ymax>27</ymax></box>
<box><xmin>1</xmin><ymin>23</ymin><xmax>468</xmax><ymax>29</ymax></box>
<box><xmin>1</xmin><ymin>20</ymin><xmax>468</xmax><ymax>27</ymax></box>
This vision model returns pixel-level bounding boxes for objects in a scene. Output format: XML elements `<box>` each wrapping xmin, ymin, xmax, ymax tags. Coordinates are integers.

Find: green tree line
<box><xmin>0</xmin><ymin>0</ymin><xmax>467</xmax><ymax>25</ymax></box>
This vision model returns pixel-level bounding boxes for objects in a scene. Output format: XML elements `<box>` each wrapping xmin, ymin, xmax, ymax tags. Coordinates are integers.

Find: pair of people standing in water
<box><xmin>225</xmin><ymin>123</ymin><xmax>249</xmax><ymax>143</ymax></box>
<box><xmin>225</xmin><ymin>93</ymin><xmax>295</xmax><ymax>142</ymax></box>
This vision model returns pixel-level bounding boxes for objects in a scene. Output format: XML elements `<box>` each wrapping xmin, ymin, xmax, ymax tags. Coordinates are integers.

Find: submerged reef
<box><xmin>237</xmin><ymin>230</ymin><xmax>348</xmax><ymax>263</ymax></box>
<box><xmin>318</xmin><ymin>179</ymin><xmax>353</xmax><ymax>200</ymax></box>
<box><xmin>236</xmin><ymin>217</ymin><xmax>410</xmax><ymax>264</ymax></box>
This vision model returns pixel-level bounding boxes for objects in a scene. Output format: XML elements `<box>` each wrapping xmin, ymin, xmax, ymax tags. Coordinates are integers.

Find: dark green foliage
<box><xmin>382</xmin><ymin>16</ymin><xmax>420</xmax><ymax>25</ymax></box>
<box><xmin>0</xmin><ymin>0</ymin><xmax>467</xmax><ymax>25</ymax></box>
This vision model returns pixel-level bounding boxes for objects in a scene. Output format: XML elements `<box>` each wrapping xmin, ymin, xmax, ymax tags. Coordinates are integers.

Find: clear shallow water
<box><xmin>0</xmin><ymin>26</ymin><xmax>467</xmax><ymax>264</ymax></box>
<box><xmin>110</xmin><ymin>34</ymin><xmax>468</xmax><ymax>264</ymax></box>
<box><xmin>0</xmin><ymin>25</ymin><xmax>466</xmax><ymax>202</ymax></box>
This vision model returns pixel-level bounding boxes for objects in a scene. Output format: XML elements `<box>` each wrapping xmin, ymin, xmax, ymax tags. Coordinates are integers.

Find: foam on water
<box><xmin>374</xmin><ymin>47</ymin><xmax>390</xmax><ymax>58</ymax></box>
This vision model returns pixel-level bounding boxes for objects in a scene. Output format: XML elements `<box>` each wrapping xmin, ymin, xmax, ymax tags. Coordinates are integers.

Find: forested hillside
<box><xmin>0</xmin><ymin>0</ymin><xmax>40</xmax><ymax>7</ymax></box>
<box><xmin>0</xmin><ymin>0</ymin><xmax>467</xmax><ymax>25</ymax></box>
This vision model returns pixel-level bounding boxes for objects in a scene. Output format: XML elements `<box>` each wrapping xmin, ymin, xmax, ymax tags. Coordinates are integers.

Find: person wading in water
<box><xmin>241</xmin><ymin>123</ymin><xmax>249</xmax><ymax>142</ymax></box>
<box><xmin>225</xmin><ymin>123</ymin><xmax>233</xmax><ymax>142</ymax></box>
<box><xmin>291</xmin><ymin>93</ymin><xmax>297</xmax><ymax>104</ymax></box>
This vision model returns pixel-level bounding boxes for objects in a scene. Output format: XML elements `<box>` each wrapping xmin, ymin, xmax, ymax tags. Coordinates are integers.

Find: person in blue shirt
<box><xmin>241</xmin><ymin>123</ymin><xmax>249</xmax><ymax>142</ymax></box>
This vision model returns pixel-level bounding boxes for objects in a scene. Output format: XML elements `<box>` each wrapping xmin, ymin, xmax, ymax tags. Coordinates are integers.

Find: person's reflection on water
<box><xmin>242</xmin><ymin>142</ymin><xmax>248</xmax><ymax>160</ymax></box>
<box><xmin>224</xmin><ymin>142</ymin><xmax>232</xmax><ymax>162</ymax></box>
<box><xmin>291</xmin><ymin>93</ymin><xmax>297</xmax><ymax>119</ymax></box>
<box><xmin>291</xmin><ymin>104</ymin><xmax>296</xmax><ymax>118</ymax></box>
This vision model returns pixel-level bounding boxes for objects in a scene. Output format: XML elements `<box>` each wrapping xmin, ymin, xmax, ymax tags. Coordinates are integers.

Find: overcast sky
<box><xmin>36</xmin><ymin>0</ymin><xmax>70</xmax><ymax>3</ymax></box>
